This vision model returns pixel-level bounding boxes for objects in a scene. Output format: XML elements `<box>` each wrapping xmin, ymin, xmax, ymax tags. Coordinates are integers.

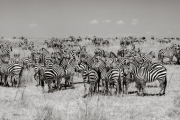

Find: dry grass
<box><xmin>0</xmin><ymin>38</ymin><xmax>180</xmax><ymax>120</ymax></box>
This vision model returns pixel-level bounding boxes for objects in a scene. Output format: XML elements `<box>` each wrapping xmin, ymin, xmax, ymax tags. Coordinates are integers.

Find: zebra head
<box><xmin>149</xmin><ymin>51</ymin><xmax>156</xmax><ymax>58</ymax></box>
<box><xmin>122</xmin><ymin>62</ymin><xmax>134</xmax><ymax>77</ymax></box>
<box><xmin>75</xmin><ymin>61</ymin><xmax>88</xmax><ymax>73</ymax></box>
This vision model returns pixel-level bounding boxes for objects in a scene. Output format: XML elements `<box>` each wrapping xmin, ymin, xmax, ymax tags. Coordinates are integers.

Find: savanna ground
<box><xmin>0</xmin><ymin>38</ymin><xmax>180</xmax><ymax>120</ymax></box>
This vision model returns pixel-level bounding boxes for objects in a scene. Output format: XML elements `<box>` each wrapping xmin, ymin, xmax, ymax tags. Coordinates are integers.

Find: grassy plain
<box><xmin>0</xmin><ymin>38</ymin><xmax>180</xmax><ymax>120</ymax></box>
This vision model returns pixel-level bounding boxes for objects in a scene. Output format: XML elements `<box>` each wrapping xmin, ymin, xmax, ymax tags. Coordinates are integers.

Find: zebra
<box><xmin>44</xmin><ymin>40</ymin><xmax>53</xmax><ymax>48</ymax></box>
<box><xmin>76</xmin><ymin>46</ymin><xmax>87</xmax><ymax>58</ymax></box>
<box><xmin>158</xmin><ymin>45</ymin><xmax>177</xmax><ymax>64</ymax></box>
<box><xmin>0</xmin><ymin>59</ymin><xmax>24</xmax><ymax>87</ymax></box>
<box><xmin>42</xmin><ymin>64</ymin><xmax>66</xmax><ymax>92</ymax></box>
<box><xmin>91</xmin><ymin>58</ymin><xmax>107</xmax><ymax>93</ymax></box>
<box><xmin>34</xmin><ymin>63</ymin><xmax>45</xmax><ymax>86</ymax></box>
<box><xmin>102</xmin><ymin>40</ymin><xmax>109</xmax><ymax>46</ymax></box>
<box><xmin>123</xmin><ymin>61</ymin><xmax>167</xmax><ymax>96</ymax></box>
<box><xmin>94</xmin><ymin>48</ymin><xmax>105</xmax><ymax>57</ymax></box>
<box><xmin>140</xmin><ymin>51</ymin><xmax>156</xmax><ymax>67</ymax></box>
<box><xmin>0</xmin><ymin>46</ymin><xmax>12</xmax><ymax>57</ymax></box>
<box><xmin>44</xmin><ymin>55</ymin><xmax>54</xmax><ymax>67</ymax></box>
<box><xmin>21</xmin><ymin>56</ymin><xmax>33</xmax><ymax>70</ymax></box>
<box><xmin>69</xmin><ymin>49</ymin><xmax>77</xmax><ymax>58</ymax></box>
<box><xmin>82</xmin><ymin>69</ymin><xmax>99</xmax><ymax>97</ymax></box>
<box><xmin>62</xmin><ymin>57</ymin><xmax>76</xmax><ymax>89</ymax></box>
<box><xmin>75</xmin><ymin>61</ymin><xmax>99</xmax><ymax>97</ymax></box>
<box><xmin>44</xmin><ymin>57</ymin><xmax>75</xmax><ymax>90</ymax></box>
<box><xmin>104</xmin><ymin>68</ymin><xmax>124</xmax><ymax>96</ymax></box>
<box><xmin>80</xmin><ymin>54</ymin><xmax>94</xmax><ymax>69</ymax></box>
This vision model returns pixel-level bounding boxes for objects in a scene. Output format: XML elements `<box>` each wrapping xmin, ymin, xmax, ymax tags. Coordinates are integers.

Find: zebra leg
<box><xmin>57</xmin><ymin>78</ymin><xmax>62</xmax><ymax>90</ymax></box>
<box><xmin>141</xmin><ymin>82</ymin><xmax>146</xmax><ymax>97</ymax></box>
<box><xmin>65</xmin><ymin>78</ymin><xmax>67</xmax><ymax>89</ymax></box>
<box><xmin>2</xmin><ymin>75</ymin><xmax>5</xmax><ymax>86</ymax></box>
<box><xmin>0</xmin><ymin>75</ymin><xmax>2</xmax><ymax>86</ymax></box>
<box><xmin>4</xmin><ymin>75</ymin><xmax>8</xmax><ymax>87</ymax></box>
<box><xmin>90</xmin><ymin>83</ymin><xmax>94</xmax><ymax>97</ymax></box>
<box><xmin>101</xmin><ymin>79</ymin><xmax>106</xmax><ymax>94</ymax></box>
<box><xmin>135</xmin><ymin>82</ymin><xmax>141</xmax><ymax>95</ymax></box>
<box><xmin>115</xmin><ymin>81</ymin><xmax>120</xmax><ymax>96</ymax></box>
<box><xmin>163</xmin><ymin>77</ymin><xmax>167</xmax><ymax>95</ymax></box>
<box><xmin>88</xmin><ymin>83</ymin><xmax>92</xmax><ymax>97</ymax></box>
<box><xmin>48</xmin><ymin>81</ymin><xmax>52</xmax><ymax>93</ymax></box>
<box><xmin>93</xmin><ymin>80</ymin><xmax>98</xmax><ymax>94</ymax></box>
<box><xmin>70</xmin><ymin>76</ymin><xmax>75</xmax><ymax>89</ymax></box>
<box><xmin>170</xmin><ymin>56</ymin><xmax>173</xmax><ymax>65</ymax></box>
<box><xmin>109</xmin><ymin>83</ymin><xmax>113</xmax><ymax>96</ymax></box>
<box><xmin>105</xmin><ymin>81</ymin><xmax>109</xmax><ymax>95</ymax></box>
<box><xmin>124</xmin><ymin>80</ymin><xmax>129</xmax><ymax>95</ymax></box>
<box><xmin>83</xmin><ymin>83</ymin><xmax>88</xmax><ymax>97</ymax></box>
<box><xmin>35</xmin><ymin>75</ymin><xmax>39</xmax><ymax>87</ymax></box>
<box><xmin>41</xmin><ymin>80</ymin><xmax>45</xmax><ymax>93</ymax></box>
<box><xmin>161</xmin><ymin>57</ymin><xmax>164</xmax><ymax>64</ymax></box>
<box><xmin>5</xmin><ymin>75</ymin><xmax>9</xmax><ymax>87</ymax></box>
<box><xmin>159</xmin><ymin>77</ymin><xmax>167</xmax><ymax>96</ymax></box>
<box><xmin>16</xmin><ymin>75</ymin><xmax>20</xmax><ymax>87</ymax></box>
<box><xmin>120</xmin><ymin>77</ymin><xmax>124</xmax><ymax>95</ymax></box>
<box><xmin>10</xmin><ymin>76</ymin><xmax>14</xmax><ymax>87</ymax></box>
<box><xmin>126</xmin><ymin>82</ymin><xmax>129</xmax><ymax>95</ymax></box>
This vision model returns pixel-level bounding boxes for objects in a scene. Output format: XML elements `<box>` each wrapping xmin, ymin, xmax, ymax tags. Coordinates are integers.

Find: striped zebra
<box><xmin>123</xmin><ymin>61</ymin><xmax>167</xmax><ymax>96</ymax></box>
<box><xmin>102</xmin><ymin>40</ymin><xmax>109</xmax><ymax>46</ymax></box>
<box><xmin>75</xmin><ymin>61</ymin><xmax>99</xmax><ymax>97</ymax></box>
<box><xmin>34</xmin><ymin>63</ymin><xmax>45</xmax><ymax>86</ymax></box>
<box><xmin>76</xmin><ymin>46</ymin><xmax>87</xmax><ymax>58</ymax></box>
<box><xmin>69</xmin><ymin>49</ymin><xmax>77</xmax><ymax>58</ymax></box>
<box><xmin>44</xmin><ymin>55</ymin><xmax>54</xmax><ymax>67</ymax></box>
<box><xmin>21</xmin><ymin>56</ymin><xmax>33</xmax><ymax>70</ymax></box>
<box><xmin>104</xmin><ymin>68</ymin><xmax>124</xmax><ymax>96</ymax></box>
<box><xmin>158</xmin><ymin>45</ymin><xmax>177</xmax><ymax>64</ymax></box>
<box><xmin>41</xmin><ymin>57</ymin><xmax>75</xmax><ymax>92</ymax></box>
<box><xmin>62</xmin><ymin>57</ymin><xmax>76</xmax><ymax>89</ymax></box>
<box><xmin>33</xmin><ymin>53</ymin><xmax>42</xmax><ymax>64</ymax></box>
<box><xmin>0</xmin><ymin>46</ymin><xmax>12</xmax><ymax>57</ymax></box>
<box><xmin>92</xmin><ymin>58</ymin><xmax>107</xmax><ymax>92</ymax></box>
<box><xmin>0</xmin><ymin>60</ymin><xmax>24</xmax><ymax>87</ymax></box>
<box><xmin>44</xmin><ymin>40</ymin><xmax>53</xmax><ymax>48</ymax></box>
<box><xmin>82</xmin><ymin>69</ymin><xmax>99</xmax><ymax>97</ymax></box>
<box><xmin>44</xmin><ymin>64</ymin><xmax>66</xmax><ymax>92</ymax></box>
<box><xmin>80</xmin><ymin>54</ymin><xmax>94</xmax><ymax>69</ymax></box>
<box><xmin>140</xmin><ymin>51</ymin><xmax>155</xmax><ymax>67</ymax></box>
<box><xmin>94</xmin><ymin>48</ymin><xmax>105</xmax><ymax>57</ymax></box>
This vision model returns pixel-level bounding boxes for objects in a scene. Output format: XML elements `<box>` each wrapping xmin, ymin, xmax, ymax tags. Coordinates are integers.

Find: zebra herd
<box><xmin>0</xmin><ymin>37</ymin><xmax>180</xmax><ymax>98</ymax></box>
